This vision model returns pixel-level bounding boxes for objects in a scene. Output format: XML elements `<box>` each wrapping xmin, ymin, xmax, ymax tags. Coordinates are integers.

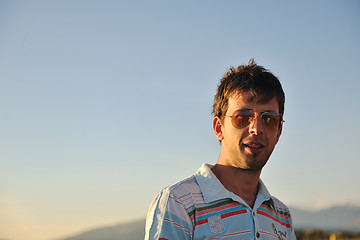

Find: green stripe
<box><xmin>188</xmin><ymin>198</ymin><xmax>236</xmax><ymax>217</ymax></box>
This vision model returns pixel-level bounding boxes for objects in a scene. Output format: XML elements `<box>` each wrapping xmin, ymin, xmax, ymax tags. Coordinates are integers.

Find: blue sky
<box><xmin>1</xmin><ymin>1</ymin><xmax>359</xmax><ymax>240</ymax></box>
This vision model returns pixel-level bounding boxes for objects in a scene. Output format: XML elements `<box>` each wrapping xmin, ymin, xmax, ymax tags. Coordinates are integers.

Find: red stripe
<box><xmin>159</xmin><ymin>238</ymin><xmax>168</xmax><ymax>240</ymax></box>
<box><xmin>221</xmin><ymin>209</ymin><xmax>247</xmax><ymax>219</ymax></box>
<box><xmin>259</xmin><ymin>230</ymin><xmax>280</xmax><ymax>238</ymax></box>
<box><xmin>195</xmin><ymin>218</ymin><xmax>208</xmax><ymax>226</ymax></box>
<box><xmin>195</xmin><ymin>209</ymin><xmax>247</xmax><ymax>226</ymax></box>
<box><xmin>209</xmin><ymin>230</ymin><xmax>252</xmax><ymax>240</ymax></box>
<box><xmin>259</xmin><ymin>205</ymin><xmax>290</xmax><ymax>220</ymax></box>
<box><xmin>257</xmin><ymin>210</ymin><xmax>291</xmax><ymax>228</ymax></box>
<box><xmin>180</xmin><ymin>194</ymin><xmax>203</xmax><ymax>202</ymax></box>
<box><xmin>164</xmin><ymin>218</ymin><xmax>192</xmax><ymax>236</ymax></box>
<box><xmin>196</xmin><ymin>202</ymin><xmax>244</xmax><ymax>217</ymax></box>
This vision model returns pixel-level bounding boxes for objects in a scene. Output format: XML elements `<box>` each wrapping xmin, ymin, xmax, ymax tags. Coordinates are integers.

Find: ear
<box><xmin>275</xmin><ymin>124</ymin><xmax>283</xmax><ymax>144</ymax></box>
<box><xmin>213</xmin><ymin>117</ymin><xmax>224</xmax><ymax>141</ymax></box>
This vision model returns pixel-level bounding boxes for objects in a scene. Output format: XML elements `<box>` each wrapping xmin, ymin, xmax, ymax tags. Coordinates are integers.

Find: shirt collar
<box><xmin>194</xmin><ymin>163</ymin><xmax>274</xmax><ymax>209</ymax></box>
<box><xmin>254</xmin><ymin>178</ymin><xmax>274</xmax><ymax>210</ymax></box>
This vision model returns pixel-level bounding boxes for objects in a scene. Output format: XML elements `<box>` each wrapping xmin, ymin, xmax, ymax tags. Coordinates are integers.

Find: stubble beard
<box><xmin>242</xmin><ymin>153</ymin><xmax>269</xmax><ymax>171</ymax></box>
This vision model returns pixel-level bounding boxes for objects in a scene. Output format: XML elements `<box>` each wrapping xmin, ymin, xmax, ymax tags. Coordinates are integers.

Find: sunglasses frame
<box><xmin>224</xmin><ymin>109</ymin><xmax>284</xmax><ymax>130</ymax></box>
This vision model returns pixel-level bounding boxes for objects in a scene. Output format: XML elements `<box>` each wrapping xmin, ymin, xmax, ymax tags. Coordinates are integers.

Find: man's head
<box><xmin>213</xmin><ymin>59</ymin><xmax>285</xmax><ymax>123</ymax></box>
<box><xmin>212</xmin><ymin>59</ymin><xmax>285</xmax><ymax>170</ymax></box>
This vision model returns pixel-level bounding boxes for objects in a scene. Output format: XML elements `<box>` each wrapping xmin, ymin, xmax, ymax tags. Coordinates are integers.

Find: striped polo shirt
<box><xmin>145</xmin><ymin>163</ymin><xmax>296</xmax><ymax>240</ymax></box>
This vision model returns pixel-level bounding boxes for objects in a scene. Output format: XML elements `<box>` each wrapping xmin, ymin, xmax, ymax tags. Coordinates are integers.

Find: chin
<box><xmin>244</xmin><ymin>159</ymin><xmax>268</xmax><ymax>171</ymax></box>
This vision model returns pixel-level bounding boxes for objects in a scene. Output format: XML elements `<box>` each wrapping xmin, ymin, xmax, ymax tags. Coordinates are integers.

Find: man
<box><xmin>145</xmin><ymin>59</ymin><xmax>296</xmax><ymax>240</ymax></box>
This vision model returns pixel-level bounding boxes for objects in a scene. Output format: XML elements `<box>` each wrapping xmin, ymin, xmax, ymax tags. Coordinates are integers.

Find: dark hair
<box><xmin>213</xmin><ymin>59</ymin><xmax>285</xmax><ymax>122</ymax></box>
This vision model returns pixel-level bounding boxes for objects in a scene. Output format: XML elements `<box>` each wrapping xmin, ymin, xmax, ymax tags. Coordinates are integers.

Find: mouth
<box><xmin>243</xmin><ymin>141</ymin><xmax>264</xmax><ymax>147</ymax></box>
<box><xmin>243</xmin><ymin>141</ymin><xmax>265</xmax><ymax>153</ymax></box>
<box><xmin>244</xmin><ymin>143</ymin><xmax>263</xmax><ymax>148</ymax></box>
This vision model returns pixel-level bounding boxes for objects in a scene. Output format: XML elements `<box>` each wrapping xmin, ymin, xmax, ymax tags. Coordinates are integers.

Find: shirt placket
<box><xmin>252</xmin><ymin>208</ymin><xmax>261</xmax><ymax>239</ymax></box>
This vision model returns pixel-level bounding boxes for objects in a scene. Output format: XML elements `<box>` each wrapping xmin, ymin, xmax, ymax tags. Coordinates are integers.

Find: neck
<box><xmin>211</xmin><ymin>164</ymin><xmax>261</xmax><ymax>208</ymax></box>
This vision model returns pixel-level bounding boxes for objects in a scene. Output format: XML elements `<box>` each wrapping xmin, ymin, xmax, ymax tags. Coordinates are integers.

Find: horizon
<box><xmin>52</xmin><ymin>203</ymin><xmax>360</xmax><ymax>240</ymax></box>
<box><xmin>80</xmin><ymin>202</ymin><xmax>360</xmax><ymax>225</ymax></box>
<box><xmin>1</xmin><ymin>1</ymin><xmax>359</xmax><ymax>240</ymax></box>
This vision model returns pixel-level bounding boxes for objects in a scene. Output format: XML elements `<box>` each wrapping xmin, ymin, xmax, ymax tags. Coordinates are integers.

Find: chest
<box><xmin>191</xmin><ymin>204</ymin><xmax>292</xmax><ymax>240</ymax></box>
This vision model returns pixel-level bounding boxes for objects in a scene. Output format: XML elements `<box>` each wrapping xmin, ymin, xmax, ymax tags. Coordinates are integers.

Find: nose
<box><xmin>248</xmin><ymin>114</ymin><xmax>264</xmax><ymax>135</ymax></box>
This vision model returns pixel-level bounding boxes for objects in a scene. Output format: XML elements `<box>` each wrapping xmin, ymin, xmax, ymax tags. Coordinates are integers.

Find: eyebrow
<box><xmin>235</xmin><ymin>109</ymin><xmax>279</xmax><ymax>114</ymax></box>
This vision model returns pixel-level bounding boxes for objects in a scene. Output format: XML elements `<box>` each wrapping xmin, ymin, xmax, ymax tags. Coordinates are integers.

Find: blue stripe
<box><xmin>257</xmin><ymin>207</ymin><xmax>290</xmax><ymax>225</ymax></box>
<box><xmin>195</xmin><ymin>205</ymin><xmax>247</xmax><ymax>221</ymax></box>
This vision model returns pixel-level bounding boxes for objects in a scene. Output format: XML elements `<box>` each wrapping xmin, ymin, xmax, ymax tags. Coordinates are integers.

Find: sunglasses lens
<box><xmin>261</xmin><ymin>113</ymin><xmax>281</xmax><ymax>129</ymax></box>
<box><xmin>231</xmin><ymin>110</ymin><xmax>252</xmax><ymax>129</ymax></box>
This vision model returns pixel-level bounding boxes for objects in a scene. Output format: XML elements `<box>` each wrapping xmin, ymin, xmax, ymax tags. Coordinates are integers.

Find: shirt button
<box><xmin>256</xmin><ymin>232</ymin><xmax>260</xmax><ymax>238</ymax></box>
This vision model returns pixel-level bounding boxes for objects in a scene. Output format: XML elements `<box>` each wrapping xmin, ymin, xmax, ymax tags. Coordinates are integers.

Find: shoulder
<box><xmin>146</xmin><ymin>174</ymin><xmax>204</xmax><ymax>224</ymax></box>
<box><xmin>269</xmin><ymin>196</ymin><xmax>295</xmax><ymax>224</ymax></box>
<box><xmin>145</xmin><ymin>176</ymin><xmax>200</xmax><ymax>240</ymax></box>
<box><xmin>159</xmin><ymin>174</ymin><xmax>203</xmax><ymax>203</ymax></box>
<box><xmin>271</xmin><ymin>196</ymin><xmax>291</xmax><ymax>213</ymax></box>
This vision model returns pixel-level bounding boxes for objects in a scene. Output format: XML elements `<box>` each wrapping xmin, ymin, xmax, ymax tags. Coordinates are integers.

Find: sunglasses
<box><xmin>224</xmin><ymin>109</ymin><xmax>284</xmax><ymax>130</ymax></box>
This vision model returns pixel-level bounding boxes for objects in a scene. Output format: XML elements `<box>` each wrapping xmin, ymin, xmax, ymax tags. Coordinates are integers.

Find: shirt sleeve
<box><xmin>144</xmin><ymin>187</ymin><xmax>193</xmax><ymax>240</ymax></box>
<box><xmin>290</xmin><ymin>214</ymin><xmax>297</xmax><ymax>240</ymax></box>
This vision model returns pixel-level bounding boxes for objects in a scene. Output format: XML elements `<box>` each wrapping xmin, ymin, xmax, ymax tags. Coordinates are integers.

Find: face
<box><xmin>213</xmin><ymin>92</ymin><xmax>282</xmax><ymax>171</ymax></box>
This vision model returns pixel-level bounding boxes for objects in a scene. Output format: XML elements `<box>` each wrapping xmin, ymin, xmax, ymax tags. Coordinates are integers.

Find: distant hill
<box><xmin>54</xmin><ymin>219</ymin><xmax>145</xmax><ymax>240</ymax></box>
<box><xmin>291</xmin><ymin>204</ymin><xmax>360</xmax><ymax>231</ymax></box>
<box><xmin>55</xmin><ymin>205</ymin><xmax>360</xmax><ymax>240</ymax></box>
